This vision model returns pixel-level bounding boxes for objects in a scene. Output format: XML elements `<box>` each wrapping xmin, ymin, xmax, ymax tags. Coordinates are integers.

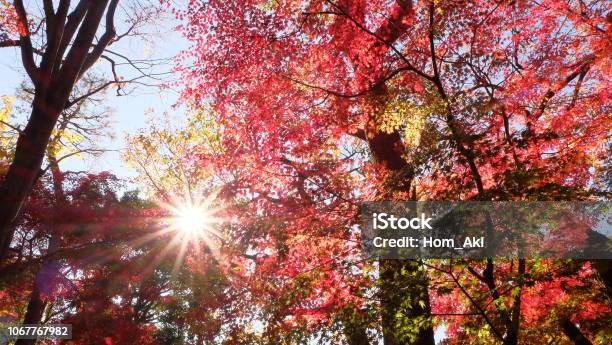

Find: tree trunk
<box><xmin>343</xmin><ymin>319</ymin><xmax>370</xmax><ymax>345</ymax></box>
<box><xmin>366</xmin><ymin>127</ymin><xmax>434</xmax><ymax>345</ymax></box>
<box><xmin>15</xmin><ymin>231</ymin><xmax>62</xmax><ymax>345</ymax></box>
<box><xmin>560</xmin><ymin>318</ymin><xmax>593</xmax><ymax>345</ymax></box>
<box><xmin>15</xmin><ymin>286</ymin><xmax>46</xmax><ymax>345</ymax></box>
<box><xmin>504</xmin><ymin>259</ymin><xmax>525</xmax><ymax>345</ymax></box>
<box><xmin>587</xmin><ymin>230</ymin><xmax>612</xmax><ymax>297</ymax></box>
<box><xmin>15</xmin><ymin>157</ymin><xmax>65</xmax><ymax>345</ymax></box>
<box><xmin>0</xmin><ymin>93</ymin><xmax>62</xmax><ymax>259</ymax></box>
<box><xmin>15</xmin><ymin>236</ymin><xmax>61</xmax><ymax>345</ymax></box>
<box><xmin>592</xmin><ymin>260</ymin><xmax>611</xmax><ymax>296</ymax></box>
<box><xmin>0</xmin><ymin>0</ymin><xmax>114</xmax><ymax>261</ymax></box>
<box><xmin>361</xmin><ymin>2</ymin><xmax>435</xmax><ymax>342</ymax></box>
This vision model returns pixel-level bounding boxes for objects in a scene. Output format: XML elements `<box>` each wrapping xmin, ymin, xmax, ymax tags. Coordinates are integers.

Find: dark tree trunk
<box><xmin>16</xmin><ymin>232</ymin><xmax>62</xmax><ymax>345</ymax></box>
<box><xmin>15</xmin><ymin>239</ymin><xmax>61</xmax><ymax>345</ymax></box>
<box><xmin>593</xmin><ymin>260</ymin><xmax>612</xmax><ymax>296</ymax></box>
<box><xmin>343</xmin><ymin>319</ymin><xmax>371</xmax><ymax>345</ymax></box>
<box><xmin>15</xmin><ymin>286</ymin><xmax>46</xmax><ymax>345</ymax></box>
<box><xmin>561</xmin><ymin>318</ymin><xmax>593</xmax><ymax>345</ymax></box>
<box><xmin>15</xmin><ymin>157</ymin><xmax>65</xmax><ymax>345</ymax></box>
<box><xmin>504</xmin><ymin>259</ymin><xmax>525</xmax><ymax>345</ymax></box>
<box><xmin>587</xmin><ymin>230</ymin><xmax>612</xmax><ymax>297</ymax></box>
<box><xmin>367</xmin><ymin>128</ymin><xmax>434</xmax><ymax>345</ymax></box>
<box><xmin>0</xmin><ymin>94</ymin><xmax>62</xmax><ymax>258</ymax></box>
<box><xmin>325</xmin><ymin>1</ymin><xmax>433</xmax><ymax>340</ymax></box>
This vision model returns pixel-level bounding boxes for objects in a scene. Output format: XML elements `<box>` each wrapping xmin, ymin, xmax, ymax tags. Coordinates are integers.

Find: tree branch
<box><xmin>322</xmin><ymin>0</ymin><xmax>432</xmax><ymax>81</ymax></box>
<box><xmin>57</xmin><ymin>0</ymin><xmax>92</xmax><ymax>61</ymax></box>
<box><xmin>532</xmin><ymin>56</ymin><xmax>594</xmax><ymax>119</ymax></box>
<box><xmin>42</xmin><ymin>0</ymin><xmax>54</xmax><ymax>21</ymax></box>
<box><xmin>283</xmin><ymin>66</ymin><xmax>413</xmax><ymax>99</ymax></box>
<box><xmin>40</xmin><ymin>0</ymin><xmax>70</xmax><ymax>80</ymax></box>
<box><xmin>80</xmin><ymin>0</ymin><xmax>119</xmax><ymax>76</ymax></box>
<box><xmin>448</xmin><ymin>264</ymin><xmax>505</xmax><ymax>342</ymax></box>
<box><xmin>0</xmin><ymin>39</ymin><xmax>20</xmax><ymax>47</ymax></box>
<box><xmin>560</xmin><ymin>318</ymin><xmax>593</xmax><ymax>345</ymax></box>
<box><xmin>13</xmin><ymin>0</ymin><xmax>39</xmax><ymax>84</ymax></box>
<box><xmin>58</xmin><ymin>1</ymin><xmax>110</xmax><ymax>94</ymax></box>
<box><xmin>427</xmin><ymin>1</ymin><xmax>484</xmax><ymax>196</ymax></box>
<box><xmin>567</xmin><ymin>68</ymin><xmax>588</xmax><ymax>110</ymax></box>
<box><xmin>0</xmin><ymin>119</ymin><xmax>23</xmax><ymax>134</ymax></box>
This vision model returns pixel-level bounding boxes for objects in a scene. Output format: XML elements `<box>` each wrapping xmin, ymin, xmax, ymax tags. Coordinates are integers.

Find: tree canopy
<box><xmin>0</xmin><ymin>0</ymin><xmax>610</xmax><ymax>344</ymax></box>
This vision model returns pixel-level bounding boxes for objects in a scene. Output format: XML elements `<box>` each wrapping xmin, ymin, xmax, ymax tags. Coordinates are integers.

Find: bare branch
<box><xmin>40</xmin><ymin>148</ymin><xmax>113</xmax><ymax>176</ymax></box>
<box><xmin>65</xmin><ymin>71</ymin><xmax>168</xmax><ymax>108</ymax></box>
<box><xmin>0</xmin><ymin>120</ymin><xmax>23</xmax><ymax>134</ymax></box>
<box><xmin>65</xmin><ymin>81</ymin><xmax>115</xmax><ymax>108</ymax></box>
<box><xmin>104</xmin><ymin>49</ymin><xmax>167</xmax><ymax>80</ymax></box>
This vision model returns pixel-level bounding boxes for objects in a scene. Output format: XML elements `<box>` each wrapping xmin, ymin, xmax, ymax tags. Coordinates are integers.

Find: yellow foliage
<box><xmin>47</xmin><ymin>127</ymin><xmax>87</xmax><ymax>159</ymax></box>
<box><xmin>378</xmin><ymin>99</ymin><xmax>426</xmax><ymax>148</ymax></box>
<box><xmin>255</xmin><ymin>0</ymin><xmax>278</xmax><ymax>11</ymax></box>
<box><xmin>124</xmin><ymin>110</ymin><xmax>224</xmax><ymax>197</ymax></box>
<box><xmin>0</xmin><ymin>96</ymin><xmax>16</xmax><ymax>160</ymax></box>
<box><xmin>0</xmin><ymin>95</ymin><xmax>14</xmax><ymax>123</ymax></box>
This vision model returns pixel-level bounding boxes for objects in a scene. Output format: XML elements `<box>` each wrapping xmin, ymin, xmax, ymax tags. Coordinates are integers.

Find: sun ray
<box><xmin>126</xmin><ymin>226</ymin><xmax>177</xmax><ymax>249</ymax></box>
<box><xmin>172</xmin><ymin>232</ymin><xmax>191</xmax><ymax>276</ymax></box>
<box><xmin>149</xmin><ymin>231</ymin><xmax>186</xmax><ymax>268</ymax></box>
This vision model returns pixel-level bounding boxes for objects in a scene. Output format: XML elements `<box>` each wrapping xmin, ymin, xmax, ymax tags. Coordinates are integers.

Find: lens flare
<box><xmin>174</xmin><ymin>204</ymin><xmax>211</xmax><ymax>236</ymax></box>
<box><xmin>151</xmin><ymin>192</ymin><xmax>224</xmax><ymax>274</ymax></box>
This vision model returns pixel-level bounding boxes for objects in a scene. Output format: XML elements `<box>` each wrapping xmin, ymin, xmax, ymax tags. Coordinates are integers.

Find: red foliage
<box><xmin>173</xmin><ymin>0</ymin><xmax>611</xmax><ymax>340</ymax></box>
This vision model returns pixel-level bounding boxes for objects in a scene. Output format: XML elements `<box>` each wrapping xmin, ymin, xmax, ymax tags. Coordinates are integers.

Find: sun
<box><xmin>148</xmin><ymin>193</ymin><xmax>224</xmax><ymax>274</ymax></box>
<box><xmin>164</xmin><ymin>195</ymin><xmax>222</xmax><ymax>239</ymax></box>
<box><xmin>174</xmin><ymin>203</ymin><xmax>212</xmax><ymax>237</ymax></box>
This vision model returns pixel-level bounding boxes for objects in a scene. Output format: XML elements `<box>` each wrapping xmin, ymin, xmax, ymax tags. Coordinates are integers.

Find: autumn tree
<box><xmin>0</xmin><ymin>0</ymin><xmax>165</xmax><ymax>260</ymax></box>
<box><xmin>8</xmin><ymin>78</ymin><xmax>118</xmax><ymax>345</ymax></box>
<box><xmin>0</xmin><ymin>167</ymin><xmax>233</xmax><ymax>344</ymax></box>
<box><xmin>1</xmin><ymin>70</ymin><xmax>185</xmax><ymax>344</ymax></box>
<box><xmin>125</xmin><ymin>110</ymin><xmax>262</xmax><ymax>344</ymax></box>
<box><xmin>172</xmin><ymin>0</ymin><xmax>610</xmax><ymax>344</ymax></box>
<box><xmin>0</xmin><ymin>171</ymin><xmax>160</xmax><ymax>343</ymax></box>
<box><xmin>124</xmin><ymin>110</ymin><xmax>223</xmax><ymax>198</ymax></box>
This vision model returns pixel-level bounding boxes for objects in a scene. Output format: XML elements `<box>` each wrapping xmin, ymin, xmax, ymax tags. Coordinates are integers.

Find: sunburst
<box><xmin>155</xmin><ymin>192</ymin><xmax>224</xmax><ymax>274</ymax></box>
